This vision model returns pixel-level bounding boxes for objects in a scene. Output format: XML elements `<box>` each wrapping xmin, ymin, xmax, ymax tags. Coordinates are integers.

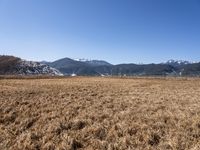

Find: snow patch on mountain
<box><xmin>17</xmin><ymin>60</ymin><xmax>63</xmax><ymax>76</ymax></box>
<box><xmin>164</xmin><ymin>59</ymin><xmax>199</xmax><ymax>66</ymax></box>
<box><xmin>73</xmin><ymin>58</ymin><xmax>112</xmax><ymax>66</ymax></box>
<box><xmin>73</xmin><ymin>58</ymin><xmax>91</xmax><ymax>62</ymax></box>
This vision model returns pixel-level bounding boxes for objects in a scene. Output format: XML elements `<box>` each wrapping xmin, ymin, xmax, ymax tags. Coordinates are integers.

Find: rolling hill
<box><xmin>0</xmin><ymin>55</ymin><xmax>63</xmax><ymax>76</ymax></box>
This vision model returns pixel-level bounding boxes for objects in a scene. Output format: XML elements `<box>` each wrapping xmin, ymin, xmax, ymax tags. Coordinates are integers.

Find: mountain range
<box><xmin>1</xmin><ymin>55</ymin><xmax>200</xmax><ymax>76</ymax></box>
<box><xmin>42</xmin><ymin>57</ymin><xmax>200</xmax><ymax>76</ymax></box>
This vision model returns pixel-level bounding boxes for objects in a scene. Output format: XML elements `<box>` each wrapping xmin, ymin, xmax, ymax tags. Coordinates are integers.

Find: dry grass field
<box><xmin>0</xmin><ymin>77</ymin><xmax>200</xmax><ymax>150</ymax></box>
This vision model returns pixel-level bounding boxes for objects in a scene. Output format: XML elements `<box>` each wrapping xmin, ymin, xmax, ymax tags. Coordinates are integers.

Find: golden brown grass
<box><xmin>0</xmin><ymin>77</ymin><xmax>200</xmax><ymax>150</ymax></box>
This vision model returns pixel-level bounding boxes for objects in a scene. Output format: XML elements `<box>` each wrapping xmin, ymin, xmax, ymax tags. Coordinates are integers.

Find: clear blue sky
<box><xmin>0</xmin><ymin>0</ymin><xmax>200</xmax><ymax>64</ymax></box>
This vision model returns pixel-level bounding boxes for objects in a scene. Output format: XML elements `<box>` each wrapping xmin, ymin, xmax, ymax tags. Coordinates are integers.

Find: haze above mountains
<box><xmin>1</xmin><ymin>55</ymin><xmax>200</xmax><ymax>77</ymax></box>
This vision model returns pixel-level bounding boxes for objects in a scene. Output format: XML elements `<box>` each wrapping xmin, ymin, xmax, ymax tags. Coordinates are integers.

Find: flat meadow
<box><xmin>0</xmin><ymin>77</ymin><xmax>200</xmax><ymax>150</ymax></box>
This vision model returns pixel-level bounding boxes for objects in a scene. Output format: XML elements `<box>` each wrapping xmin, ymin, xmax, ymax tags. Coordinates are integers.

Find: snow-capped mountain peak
<box><xmin>165</xmin><ymin>59</ymin><xmax>198</xmax><ymax>66</ymax></box>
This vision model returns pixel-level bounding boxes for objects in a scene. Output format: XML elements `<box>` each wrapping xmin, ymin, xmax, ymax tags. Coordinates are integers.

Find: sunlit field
<box><xmin>0</xmin><ymin>77</ymin><xmax>200</xmax><ymax>150</ymax></box>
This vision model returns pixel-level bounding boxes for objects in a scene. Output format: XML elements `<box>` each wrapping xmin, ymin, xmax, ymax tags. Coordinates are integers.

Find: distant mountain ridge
<box><xmin>44</xmin><ymin>57</ymin><xmax>175</xmax><ymax>76</ymax></box>
<box><xmin>45</xmin><ymin>58</ymin><xmax>200</xmax><ymax>76</ymax></box>
<box><xmin>1</xmin><ymin>55</ymin><xmax>200</xmax><ymax>76</ymax></box>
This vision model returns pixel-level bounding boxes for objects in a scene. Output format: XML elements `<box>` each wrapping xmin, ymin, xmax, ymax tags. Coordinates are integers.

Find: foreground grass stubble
<box><xmin>0</xmin><ymin>77</ymin><xmax>200</xmax><ymax>150</ymax></box>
